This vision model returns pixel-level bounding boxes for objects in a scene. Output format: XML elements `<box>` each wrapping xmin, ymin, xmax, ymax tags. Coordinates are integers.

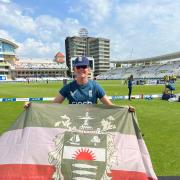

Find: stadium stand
<box><xmin>9</xmin><ymin>61</ymin><xmax>69</xmax><ymax>81</ymax></box>
<box><xmin>14</xmin><ymin>62</ymin><xmax>67</xmax><ymax>69</ymax></box>
<box><xmin>96</xmin><ymin>61</ymin><xmax>180</xmax><ymax>80</ymax></box>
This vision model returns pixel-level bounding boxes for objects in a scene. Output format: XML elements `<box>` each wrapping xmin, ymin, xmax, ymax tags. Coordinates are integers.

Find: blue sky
<box><xmin>1</xmin><ymin>0</ymin><xmax>180</xmax><ymax>61</ymax></box>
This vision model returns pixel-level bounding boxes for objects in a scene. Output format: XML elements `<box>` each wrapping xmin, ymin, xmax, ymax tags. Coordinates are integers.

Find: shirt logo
<box><xmin>70</xmin><ymin>90</ymin><xmax>77</xmax><ymax>97</ymax></box>
<box><xmin>72</xmin><ymin>101</ymin><xmax>92</xmax><ymax>104</ymax></box>
<box><xmin>89</xmin><ymin>90</ymin><xmax>92</xmax><ymax>97</ymax></box>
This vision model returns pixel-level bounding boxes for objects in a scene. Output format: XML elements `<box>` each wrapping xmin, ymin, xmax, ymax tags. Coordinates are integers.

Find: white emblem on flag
<box><xmin>49</xmin><ymin>111</ymin><xmax>118</xmax><ymax>180</ymax></box>
<box><xmin>91</xmin><ymin>136</ymin><xmax>101</xmax><ymax>146</ymax></box>
<box><xmin>55</xmin><ymin>114</ymin><xmax>71</xmax><ymax>128</ymax></box>
<box><xmin>78</xmin><ymin>112</ymin><xmax>94</xmax><ymax>130</ymax></box>
<box><xmin>62</xmin><ymin>146</ymin><xmax>106</xmax><ymax>162</ymax></box>
<box><xmin>69</xmin><ymin>134</ymin><xmax>80</xmax><ymax>145</ymax></box>
<box><xmin>72</xmin><ymin>163</ymin><xmax>97</xmax><ymax>169</ymax></box>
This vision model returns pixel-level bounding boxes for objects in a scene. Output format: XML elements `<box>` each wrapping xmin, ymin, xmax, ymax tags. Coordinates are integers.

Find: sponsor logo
<box><xmin>72</xmin><ymin>101</ymin><xmax>92</xmax><ymax>104</ymax></box>
<box><xmin>2</xmin><ymin>98</ymin><xmax>16</xmax><ymax>102</ymax></box>
<box><xmin>70</xmin><ymin>90</ymin><xmax>77</xmax><ymax>97</ymax></box>
<box><xmin>29</xmin><ymin>97</ymin><xmax>43</xmax><ymax>101</ymax></box>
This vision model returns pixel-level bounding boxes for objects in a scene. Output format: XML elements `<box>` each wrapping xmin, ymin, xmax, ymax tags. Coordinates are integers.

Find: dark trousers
<box><xmin>128</xmin><ymin>87</ymin><xmax>132</xmax><ymax>100</ymax></box>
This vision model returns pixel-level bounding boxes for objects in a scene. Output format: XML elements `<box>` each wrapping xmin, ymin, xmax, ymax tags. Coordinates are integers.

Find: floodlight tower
<box><xmin>79</xmin><ymin>28</ymin><xmax>88</xmax><ymax>38</ymax></box>
<box><xmin>79</xmin><ymin>28</ymin><xmax>88</xmax><ymax>56</ymax></box>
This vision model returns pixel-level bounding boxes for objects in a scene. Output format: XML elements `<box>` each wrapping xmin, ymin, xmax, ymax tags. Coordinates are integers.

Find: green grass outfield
<box><xmin>0</xmin><ymin>80</ymin><xmax>180</xmax><ymax>176</ymax></box>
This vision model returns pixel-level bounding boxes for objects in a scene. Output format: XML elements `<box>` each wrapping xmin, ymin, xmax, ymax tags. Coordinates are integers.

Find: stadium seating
<box><xmin>14</xmin><ymin>62</ymin><xmax>68</xmax><ymax>69</ymax></box>
<box><xmin>96</xmin><ymin>61</ymin><xmax>180</xmax><ymax>80</ymax></box>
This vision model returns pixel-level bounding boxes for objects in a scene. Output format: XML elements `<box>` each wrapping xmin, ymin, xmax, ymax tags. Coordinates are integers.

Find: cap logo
<box><xmin>73</xmin><ymin>56</ymin><xmax>89</xmax><ymax>67</ymax></box>
<box><xmin>78</xmin><ymin>57</ymin><xmax>82</xmax><ymax>62</ymax></box>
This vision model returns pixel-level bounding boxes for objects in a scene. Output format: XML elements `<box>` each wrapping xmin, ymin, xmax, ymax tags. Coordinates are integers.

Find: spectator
<box><xmin>63</xmin><ymin>79</ymin><xmax>67</xmax><ymax>86</ymax></box>
<box><xmin>165</xmin><ymin>79</ymin><xmax>175</xmax><ymax>95</ymax></box>
<box><xmin>124</xmin><ymin>79</ymin><xmax>127</xmax><ymax>85</ymax></box>
<box><xmin>162</xmin><ymin>89</ymin><xmax>176</xmax><ymax>101</ymax></box>
<box><xmin>128</xmin><ymin>75</ymin><xmax>133</xmax><ymax>100</ymax></box>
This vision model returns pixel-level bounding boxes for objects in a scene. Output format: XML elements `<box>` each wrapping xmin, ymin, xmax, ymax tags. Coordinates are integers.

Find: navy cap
<box><xmin>73</xmin><ymin>56</ymin><xmax>89</xmax><ymax>67</ymax></box>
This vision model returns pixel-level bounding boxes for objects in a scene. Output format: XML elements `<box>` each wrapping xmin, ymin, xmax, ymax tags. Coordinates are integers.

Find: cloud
<box><xmin>0</xmin><ymin>2</ymin><xmax>81</xmax><ymax>59</ymax></box>
<box><xmin>1</xmin><ymin>0</ymin><xmax>180</xmax><ymax>61</ymax></box>
<box><xmin>16</xmin><ymin>38</ymin><xmax>61</xmax><ymax>59</ymax></box>
<box><xmin>108</xmin><ymin>0</ymin><xmax>180</xmax><ymax>59</ymax></box>
<box><xmin>0</xmin><ymin>0</ymin><xmax>11</xmax><ymax>3</ymax></box>
<box><xmin>80</xmin><ymin>0</ymin><xmax>112</xmax><ymax>24</ymax></box>
<box><xmin>0</xmin><ymin>29</ymin><xmax>18</xmax><ymax>44</ymax></box>
<box><xmin>34</xmin><ymin>16</ymin><xmax>80</xmax><ymax>41</ymax></box>
<box><xmin>0</xmin><ymin>29</ymin><xmax>11</xmax><ymax>39</ymax></box>
<box><xmin>73</xmin><ymin>0</ymin><xmax>180</xmax><ymax>59</ymax></box>
<box><xmin>0</xmin><ymin>3</ymin><xmax>37</xmax><ymax>34</ymax></box>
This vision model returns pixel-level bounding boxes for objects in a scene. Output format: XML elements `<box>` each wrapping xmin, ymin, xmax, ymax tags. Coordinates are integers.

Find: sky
<box><xmin>0</xmin><ymin>0</ymin><xmax>180</xmax><ymax>61</ymax></box>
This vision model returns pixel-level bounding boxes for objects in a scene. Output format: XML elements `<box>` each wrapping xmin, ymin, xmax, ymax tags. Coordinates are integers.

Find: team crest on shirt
<box><xmin>89</xmin><ymin>90</ymin><xmax>92</xmax><ymax>97</ymax></box>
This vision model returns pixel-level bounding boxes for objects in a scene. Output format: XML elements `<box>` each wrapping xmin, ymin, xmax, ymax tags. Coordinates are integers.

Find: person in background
<box><xmin>128</xmin><ymin>75</ymin><xmax>133</xmax><ymax>100</ymax></box>
<box><xmin>63</xmin><ymin>78</ymin><xmax>67</xmax><ymax>86</ymax></box>
<box><xmin>124</xmin><ymin>79</ymin><xmax>127</xmax><ymax>85</ymax></box>
<box><xmin>164</xmin><ymin>76</ymin><xmax>175</xmax><ymax>95</ymax></box>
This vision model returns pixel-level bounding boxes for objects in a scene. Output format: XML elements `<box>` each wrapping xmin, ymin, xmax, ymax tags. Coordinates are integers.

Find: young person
<box><xmin>53</xmin><ymin>56</ymin><xmax>113</xmax><ymax>105</ymax></box>
<box><xmin>128</xmin><ymin>75</ymin><xmax>133</xmax><ymax>100</ymax></box>
<box><xmin>24</xmin><ymin>56</ymin><xmax>134</xmax><ymax>112</ymax></box>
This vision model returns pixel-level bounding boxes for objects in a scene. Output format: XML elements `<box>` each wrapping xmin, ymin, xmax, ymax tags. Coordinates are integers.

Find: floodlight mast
<box><xmin>79</xmin><ymin>28</ymin><xmax>88</xmax><ymax>56</ymax></box>
<box><xmin>79</xmin><ymin>28</ymin><xmax>88</xmax><ymax>38</ymax></box>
